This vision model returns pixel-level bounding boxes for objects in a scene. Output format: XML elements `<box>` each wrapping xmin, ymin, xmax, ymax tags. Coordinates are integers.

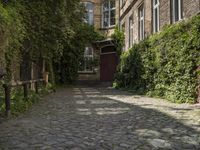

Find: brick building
<box><xmin>79</xmin><ymin>0</ymin><xmax>200</xmax><ymax>82</ymax></box>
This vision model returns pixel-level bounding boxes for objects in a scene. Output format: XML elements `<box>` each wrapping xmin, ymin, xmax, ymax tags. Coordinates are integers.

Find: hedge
<box><xmin>114</xmin><ymin>15</ymin><xmax>200</xmax><ymax>103</ymax></box>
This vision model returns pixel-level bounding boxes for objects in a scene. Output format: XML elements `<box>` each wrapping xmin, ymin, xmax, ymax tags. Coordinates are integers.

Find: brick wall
<box><xmin>80</xmin><ymin>0</ymin><xmax>200</xmax><ymax>81</ymax></box>
<box><xmin>160</xmin><ymin>0</ymin><xmax>200</xmax><ymax>29</ymax></box>
<box><xmin>120</xmin><ymin>0</ymin><xmax>200</xmax><ymax>51</ymax></box>
<box><xmin>120</xmin><ymin>0</ymin><xmax>152</xmax><ymax>50</ymax></box>
<box><xmin>182</xmin><ymin>0</ymin><xmax>200</xmax><ymax>19</ymax></box>
<box><xmin>159</xmin><ymin>0</ymin><xmax>171</xmax><ymax>29</ymax></box>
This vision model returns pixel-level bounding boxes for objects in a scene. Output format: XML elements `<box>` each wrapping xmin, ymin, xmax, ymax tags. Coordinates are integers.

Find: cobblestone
<box><xmin>0</xmin><ymin>85</ymin><xmax>200</xmax><ymax>149</ymax></box>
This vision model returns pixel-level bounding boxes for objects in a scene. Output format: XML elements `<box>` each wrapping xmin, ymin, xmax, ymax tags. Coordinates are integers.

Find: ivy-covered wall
<box><xmin>0</xmin><ymin>0</ymin><xmax>104</xmax><ymax>84</ymax></box>
<box><xmin>0</xmin><ymin>2</ymin><xmax>25</xmax><ymax>81</ymax></box>
<box><xmin>114</xmin><ymin>15</ymin><xmax>200</xmax><ymax>103</ymax></box>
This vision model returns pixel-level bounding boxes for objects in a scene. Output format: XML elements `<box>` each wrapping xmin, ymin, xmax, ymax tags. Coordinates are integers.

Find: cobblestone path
<box><xmin>0</xmin><ymin>85</ymin><xmax>200</xmax><ymax>150</ymax></box>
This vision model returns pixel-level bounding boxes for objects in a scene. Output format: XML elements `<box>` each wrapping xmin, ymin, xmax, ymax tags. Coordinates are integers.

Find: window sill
<box><xmin>99</xmin><ymin>26</ymin><xmax>115</xmax><ymax>30</ymax></box>
<box><xmin>78</xmin><ymin>71</ymin><xmax>96</xmax><ymax>74</ymax></box>
<box><xmin>171</xmin><ymin>18</ymin><xmax>184</xmax><ymax>24</ymax></box>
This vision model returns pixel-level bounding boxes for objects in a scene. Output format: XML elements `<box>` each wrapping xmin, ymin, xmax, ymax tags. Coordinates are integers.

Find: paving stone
<box><xmin>119</xmin><ymin>143</ymin><xmax>130</xmax><ymax>148</ymax></box>
<box><xmin>0</xmin><ymin>85</ymin><xmax>199</xmax><ymax>149</ymax></box>
<box><xmin>148</xmin><ymin>139</ymin><xmax>171</xmax><ymax>148</ymax></box>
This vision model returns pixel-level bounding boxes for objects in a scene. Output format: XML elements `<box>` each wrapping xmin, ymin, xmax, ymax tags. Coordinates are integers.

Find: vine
<box><xmin>114</xmin><ymin>15</ymin><xmax>200</xmax><ymax>103</ymax></box>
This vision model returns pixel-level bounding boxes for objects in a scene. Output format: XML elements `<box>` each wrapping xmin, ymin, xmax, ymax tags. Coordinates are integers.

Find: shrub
<box><xmin>114</xmin><ymin>15</ymin><xmax>200</xmax><ymax>103</ymax></box>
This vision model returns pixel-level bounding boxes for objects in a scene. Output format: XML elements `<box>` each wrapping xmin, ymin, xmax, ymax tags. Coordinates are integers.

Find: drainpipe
<box><xmin>118</xmin><ymin>0</ymin><xmax>121</xmax><ymax>30</ymax></box>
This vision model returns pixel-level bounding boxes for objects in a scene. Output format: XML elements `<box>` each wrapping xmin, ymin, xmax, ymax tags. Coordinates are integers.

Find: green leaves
<box><xmin>111</xmin><ymin>26</ymin><xmax>125</xmax><ymax>56</ymax></box>
<box><xmin>114</xmin><ymin>15</ymin><xmax>200</xmax><ymax>103</ymax></box>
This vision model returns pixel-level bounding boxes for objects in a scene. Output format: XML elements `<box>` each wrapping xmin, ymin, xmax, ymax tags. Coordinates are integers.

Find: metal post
<box><xmin>4</xmin><ymin>84</ymin><xmax>11</xmax><ymax>117</ymax></box>
<box><xmin>35</xmin><ymin>82</ymin><xmax>39</xmax><ymax>94</ymax></box>
<box><xmin>23</xmin><ymin>83</ymin><xmax>28</xmax><ymax>98</ymax></box>
<box><xmin>197</xmin><ymin>66</ymin><xmax>200</xmax><ymax>103</ymax></box>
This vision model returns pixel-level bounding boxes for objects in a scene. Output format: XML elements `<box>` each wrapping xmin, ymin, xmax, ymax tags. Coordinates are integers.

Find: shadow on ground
<box><xmin>0</xmin><ymin>84</ymin><xmax>199</xmax><ymax>150</ymax></box>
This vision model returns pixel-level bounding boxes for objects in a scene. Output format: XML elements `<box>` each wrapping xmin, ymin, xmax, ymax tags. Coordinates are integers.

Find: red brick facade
<box><xmin>80</xmin><ymin>0</ymin><xmax>200</xmax><ymax>81</ymax></box>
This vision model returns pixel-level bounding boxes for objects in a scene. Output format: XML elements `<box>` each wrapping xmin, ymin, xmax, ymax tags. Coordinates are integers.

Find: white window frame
<box><xmin>153</xmin><ymin>0</ymin><xmax>160</xmax><ymax>33</ymax></box>
<box><xmin>84</xmin><ymin>47</ymin><xmax>93</xmax><ymax>58</ymax></box>
<box><xmin>171</xmin><ymin>0</ymin><xmax>182</xmax><ymax>23</ymax></box>
<box><xmin>121</xmin><ymin>22</ymin><xmax>126</xmax><ymax>51</ymax></box>
<box><xmin>83</xmin><ymin>2</ymin><xmax>94</xmax><ymax>25</ymax></box>
<box><xmin>79</xmin><ymin>47</ymin><xmax>94</xmax><ymax>72</ymax></box>
<box><xmin>129</xmin><ymin>15</ymin><xmax>133</xmax><ymax>48</ymax></box>
<box><xmin>102</xmin><ymin>0</ymin><xmax>116</xmax><ymax>28</ymax></box>
<box><xmin>139</xmin><ymin>4</ymin><xmax>144</xmax><ymax>41</ymax></box>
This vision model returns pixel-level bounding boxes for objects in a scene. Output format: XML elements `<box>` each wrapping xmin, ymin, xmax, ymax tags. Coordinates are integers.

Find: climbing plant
<box><xmin>0</xmin><ymin>1</ymin><xmax>26</xmax><ymax>81</ymax></box>
<box><xmin>114</xmin><ymin>15</ymin><xmax>200</xmax><ymax>103</ymax></box>
<box><xmin>111</xmin><ymin>26</ymin><xmax>125</xmax><ymax>56</ymax></box>
<box><xmin>0</xmin><ymin>0</ymin><xmax>104</xmax><ymax>84</ymax></box>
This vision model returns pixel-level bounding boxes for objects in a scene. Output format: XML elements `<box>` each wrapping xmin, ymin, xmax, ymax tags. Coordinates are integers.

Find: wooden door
<box><xmin>100</xmin><ymin>52</ymin><xmax>118</xmax><ymax>82</ymax></box>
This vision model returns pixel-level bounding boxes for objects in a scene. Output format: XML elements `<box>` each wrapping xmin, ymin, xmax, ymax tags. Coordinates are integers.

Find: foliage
<box><xmin>114</xmin><ymin>15</ymin><xmax>200</xmax><ymax>103</ymax></box>
<box><xmin>0</xmin><ymin>0</ymin><xmax>105</xmax><ymax>116</ymax></box>
<box><xmin>0</xmin><ymin>2</ymin><xmax>26</xmax><ymax>81</ymax></box>
<box><xmin>0</xmin><ymin>83</ymin><xmax>54</xmax><ymax>117</ymax></box>
<box><xmin>0</xmin><ymin>0</ymin><xmax>104</xmax><ymax>84</ymax></box>
<box><xmin>111</xmin><ymin>26</ymin><xmax>125</xmax><ymax>55</ymax></box>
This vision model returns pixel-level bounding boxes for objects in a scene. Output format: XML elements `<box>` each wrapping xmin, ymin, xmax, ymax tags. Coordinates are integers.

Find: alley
<box><xmin>0</xmin><ymin>85</ymin><xmax>200</xmax><ymax>150</ymax></box>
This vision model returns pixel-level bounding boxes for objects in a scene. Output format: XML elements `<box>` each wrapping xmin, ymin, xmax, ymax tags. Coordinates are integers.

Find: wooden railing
<box><xmin>3</xmin><ymin>79</ymin><xmax>45</xmax><ymax>117</ymax></box>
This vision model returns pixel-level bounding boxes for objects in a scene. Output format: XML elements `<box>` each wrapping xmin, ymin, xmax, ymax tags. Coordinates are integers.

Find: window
<box><xmin>102</xmin><ymin>0</ymin><xmax>116</xmax><ymax>28</ymax></box>
<box><xmin>121</xmin><ymin>22</ymin><xmax>126</xmax><ymax>51</ymax></box>
<box><xmin>171</xmin><ymin>0</ymin><xmax>182</xmax><ymax>23</ymax></box>
<box><xmin>153</xmin><ymin>0</ymin><xmax>160</xmax><ymax>33</ymax></box>
<box><xmin>79</xmin><ymin>47</ymin><xmax>94</xmax><ymax>72</ymax></box>
<box><xmin>83</xmin><ymin>2</ymin><xmax>94</xmax><ymax>25</ymax></box>
<box><xmin>139</xmin><ymin>4</ymin><xmax>144</xmax><ymax>40</ymax></box>
<box><xmin>129</xmin><ymin>15</ymin><xmax>133</xmax><ymax>47</ymax></box>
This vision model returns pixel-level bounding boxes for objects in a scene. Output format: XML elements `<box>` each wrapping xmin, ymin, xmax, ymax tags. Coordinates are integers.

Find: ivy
<box><xmin>111</xmin><ymin>26</ymin><xmax>125</xmax><ymax>56</ymax></box>
<box><xmin>114</xmin><ymin>15</ymin><xmax>200</xmax><ymax>103</ymax></box>
<box><xmin>0</xmin><ymin>0</ymin><xmax>104</xmax><ymax>84</ymax></box>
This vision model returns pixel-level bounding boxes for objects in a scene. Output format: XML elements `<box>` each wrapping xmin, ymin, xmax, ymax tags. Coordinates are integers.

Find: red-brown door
<box><xmin>100</xmin><ymin>53</ymin><xmax>118</xmax><ymax>82</ymax></box>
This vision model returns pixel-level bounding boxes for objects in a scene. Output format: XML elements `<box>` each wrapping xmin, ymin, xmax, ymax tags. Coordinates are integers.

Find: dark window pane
<box><xmin>129</xmin><ymin>16</ymin><xmax>133</xmax><ymax>47</ymax></box>
<box><xmin>110</xmin><ymin>17</ymin><xmax>115</xmax><ymax>26</ymax></box>
<box><xmin>110</xmin><ymin>9</ymin><xmax>115</xmax><ymax>26</ymax></box>
<box><xmin>141</xmin><ymin>20</ymin><xmax>144</xmax><ymax>39</ymax></box>
<box><xmin>84</xmin><ymin>2</ymin><xmax>94</xmax><ymax>25</ymax></box>
<box><xmin>103</xmin><ymin>12</ymin><xmax>109</xmax><ymax>27</ymax></box>
<box><xmin>175</xmin><ymin>0</ymin><xmax>179</xmax><ymax>21</ymax></box>
<box><xmin>110</xmin><ymin>0</ymin><xmax>115</xmax><ymax>8</ymax></box>
<box><xmin>103</xmin><ymin>2</ymin><xmax>109</xmax><ymax>10</ymax></box>
<box><xmin>86</xmin><ymin>2</ymin><xmax>93</xmax><ymax>10</ymax></box>
<box><xmin>155</xmin><ymin>8</ymin><xmax>158</xmax><ymax>32</ymax></box>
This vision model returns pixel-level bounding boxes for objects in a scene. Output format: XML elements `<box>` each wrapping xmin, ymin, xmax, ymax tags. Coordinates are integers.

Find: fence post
<box><xmin>43</xmin><ymin>72</ymin><xmax>49</xmax><ymax>87</ymax></box>
<box><xmin>23</xmin><ymin>83</ymin><xmax>28</xmax><ymax>98</ymax></box>
<box><xmin>197</xmin><ymin>66</ymin><xmax>200</xmax><ymax>103</ymax></box>
<box><xmin>35</xmin><ymin>82</ymin><xmax>39</xmax><ymax>94</ymax></box>
<box><xmin>4</xmin><ymin>84</ymin><xmax>11</xmax><ymax>117</ymax></box>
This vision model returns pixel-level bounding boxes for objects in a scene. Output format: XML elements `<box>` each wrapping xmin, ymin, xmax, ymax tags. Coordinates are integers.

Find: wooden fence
<box><xmin>3</xmin><ymin>79</ymin><xmax>45</xmax><ymax>117</ymax></box>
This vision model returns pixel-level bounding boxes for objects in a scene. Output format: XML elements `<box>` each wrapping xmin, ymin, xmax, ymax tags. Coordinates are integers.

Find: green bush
<box><xmin>114</xmin><ymin>15</ymin><xmax>200</xmax><ymax>103</ymax></box>
<box><xmin>0</xmin><ymin>84</ymin><xmax>52</xmax><ymax>117</ymax></box>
